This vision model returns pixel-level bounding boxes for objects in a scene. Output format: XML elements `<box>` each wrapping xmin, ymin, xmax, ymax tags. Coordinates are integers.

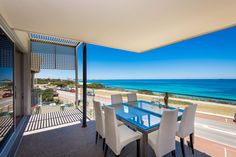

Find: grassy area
<box><xmin>168</xmin><ymin>100</ymin><xmax>236</xmax><ymax>117</ymax></box>
<box><xmin>138</xmin><ymin>94</ymin><xmax>236</xmax><ymax>117</ymax></box>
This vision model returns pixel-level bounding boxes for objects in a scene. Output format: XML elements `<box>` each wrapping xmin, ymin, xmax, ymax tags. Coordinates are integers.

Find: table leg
<box><xmin>142</xmin><ymin>132</ymin><xmax>148</xmax><ymax>157</ymax></box>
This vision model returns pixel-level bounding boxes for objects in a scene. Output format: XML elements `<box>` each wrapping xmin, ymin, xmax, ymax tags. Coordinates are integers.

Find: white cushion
<box><xmin>111</xmin><ymin>94</ymin><xmax>123</xmax><ymax>105</ymax></box>
<box><xmin>148</xmin><ymin>130</ymin><xmax>158</xmax><ymax>151</ymax></box>
<box><xmin>176</xmin><ymin>104</ymin><xmax>197</xmax><ymax>138</ymax></box>
<box><xmin>148</xmin><ymin>109</ymin><xmax>178</xmax><ymax>157</ymax></box>
<box><xmin>94</xmin><ymin>101</ymin><xmax>105</xmax><ymax>138</ymax></box>
<box><xmin>119</xmin><ymin>125</ymin><xmax>142</xmax><ymax>150</ymax></box>
<box><xmin>98</xmin><ymin>112</ymin><xmax>123</xmax><ymax>138</ymax></box>
<box><xmin>104</xmin><ymin>106</ymin><xmax>142</xmax><ymax>155</ymax></box>
<box><xmin>127</xmin><ymin>93</ymin><xmax>137</xmax><ymax>102</ymax></box>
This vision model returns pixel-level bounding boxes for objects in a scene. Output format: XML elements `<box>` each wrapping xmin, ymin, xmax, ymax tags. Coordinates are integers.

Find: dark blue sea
<box><xmin>88</xmin><ymin>79</ymin><xmax>236</xmax><ymax>102</ymax></box>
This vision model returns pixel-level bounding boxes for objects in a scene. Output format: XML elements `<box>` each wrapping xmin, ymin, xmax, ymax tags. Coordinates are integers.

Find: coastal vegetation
<box><xmin>36</xmin><ymin>88</ymin><xmax>54</xmax><ymax>102</ymax></box>
<box><xmin>87</xmin><ymin>83</ymin><xmax>105</xmax><ymax>89</ymax></box>
<box><xmin>137</xmin><ymin>90</ymin><xmax>153</xmax><ymax>95</ymax></box>
<box><xmin>36</xmin><ymin>88</ymin><xmax>62</xmax><ymax>104</ymax></box>
<box><xmin>37</xmin><ymin>78</ymin><xmax>75</xmax><ymax>87</ymax></box>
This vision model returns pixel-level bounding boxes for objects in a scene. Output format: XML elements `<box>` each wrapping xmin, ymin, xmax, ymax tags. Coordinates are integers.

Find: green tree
<box><xmin>87</xmin><ymin>83</ymin><xmax>105</xmax><ymax>89</ymax></box>
<box><xmin>42</xmin><ymin>89</ymin><xmax>54</xmax><ymax>102</ymax></box>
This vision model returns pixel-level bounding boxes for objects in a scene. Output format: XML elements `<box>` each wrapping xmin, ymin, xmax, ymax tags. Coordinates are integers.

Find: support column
<box><xmin>75</xmin><ymin>44</ymin><xmax>79</xmax><ymax>109</ymax></box>
<box><xmin>23</xmin><ymin>51</ymin><xmax>31</xmax><ymax>115</ymax></box>
<box><xmin>82</xmin><ymin>43</ymin><xmax>87</xmax><ymax>127</ymax></box>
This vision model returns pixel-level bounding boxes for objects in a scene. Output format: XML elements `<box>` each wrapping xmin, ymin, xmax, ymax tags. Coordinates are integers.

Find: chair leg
<box><xmin>95</xmin><ymin>131</ymin><xmax>98</xmax><ymax>144</ymax></box>
<box><xmin>104</xmin><ymin>144</ymin><xmax>108</xmax><ymax>157</ymax></box>
<box><xmin>137</xmin><ymin>139</ymin><xmax>140</xmax><ymax>157</ymax></box>
<box><xmin>180</xmin><ymin>138</ymin><xmax>185</xmax><ymax>157</ymax></box>
<box><xmin>171</xmin><ymin>150</ymin><xmax>176</xmax><ymax>157</ymax></box>
<box><xmin>190</xmin><ymin>133</ymin><xmax>194</xmax><ymax>154</ymax></box>
<box><xmin>103</xmin><ymin>138</ymin><xmax>105</xmax><ymax>150</ymax></box>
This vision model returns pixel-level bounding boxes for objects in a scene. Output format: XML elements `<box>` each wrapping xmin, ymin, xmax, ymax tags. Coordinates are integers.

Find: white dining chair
<box><xmin>104</xmin><ymin>106</ymin><xmax>142</xmax><ymax>157</ymax></box>
<box><xmin>148</xmin><ymin>109</ymin><xmax>178</xmax><ymax>157</ymax></box>
<box><xmin>111</xmin><ymin>94</ymin><xmax>123</xmax><ymax>105</ymax></box>
<box><xmin>176</xmin><ymin>104</ymin><xmax>197</xmax><ymax>157</ymax></box>
<box><xmin>127</xmin><ymin>93</ymin><xmax>137</xmax><ymax>102</ymax></box>
<box><xmin>93</xmin><ymin>101</ymin><xmax>124</xmax><ymax>150</ymax></box>
<box><xmin>93</xmin><ymin>101</ymin><xmax>106</xmax><ymax>149</ymax></box>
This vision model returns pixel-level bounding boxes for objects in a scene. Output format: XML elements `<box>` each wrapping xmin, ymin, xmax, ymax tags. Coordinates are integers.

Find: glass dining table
<box><xmin>109</xmin><ymin>100</ymin><xmax>184</xmax><ymax>157</ymax></box>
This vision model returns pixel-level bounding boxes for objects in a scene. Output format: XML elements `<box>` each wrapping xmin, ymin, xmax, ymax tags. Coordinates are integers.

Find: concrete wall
<box><xmin>23</xmin><ymin>51</ymin><xmax>31</xmax><ymax>115</ymax></box>
<box><xmin>14</xmin><ymin>50</ymin><xmax>23</xmax><ymax>118</ymax></box>
<box><xmin>14</xmin><ymin>47</ymin><xmax>31</xmax><ymax>117</ymax></box>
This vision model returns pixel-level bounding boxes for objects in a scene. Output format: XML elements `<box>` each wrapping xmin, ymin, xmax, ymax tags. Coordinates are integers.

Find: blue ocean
<box><xmin>88</xmin><ymin>79</ymin><xmax>236</xmax><ymax>102</ymax></box>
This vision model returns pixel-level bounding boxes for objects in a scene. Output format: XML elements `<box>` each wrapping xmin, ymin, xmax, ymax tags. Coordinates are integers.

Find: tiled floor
<box><xmin>16</xmin><ymin>121</ymin><xmax>216</xmax><ymax>157</ymax></box>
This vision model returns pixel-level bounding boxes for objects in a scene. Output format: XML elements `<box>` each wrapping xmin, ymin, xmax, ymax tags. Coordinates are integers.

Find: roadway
<box><xmin>0</xmin><ymin>97</ymin><xmax>13</xmax><ymax>108</ymax></box>
<box><xmin>195</xmin><ymin>117</ymin><xmax>236</xmax><ymax>148</ymax></box>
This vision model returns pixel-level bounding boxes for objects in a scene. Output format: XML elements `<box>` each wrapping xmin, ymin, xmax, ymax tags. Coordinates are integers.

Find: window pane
<box><xmin>0</xmin><ymin>28</ymin><xmax>14</xmax><ymax>148</ymax></box>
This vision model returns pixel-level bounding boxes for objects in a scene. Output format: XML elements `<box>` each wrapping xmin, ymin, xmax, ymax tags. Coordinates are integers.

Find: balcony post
<box><xmin>75</xmin><ymin>43</ymin><xmax>79</xmax><ymax>109</ymax></box>
<box><xmin>82</xmin><ymin>43</ymin><xmax>87</xmax><ymax>127</ymax></box>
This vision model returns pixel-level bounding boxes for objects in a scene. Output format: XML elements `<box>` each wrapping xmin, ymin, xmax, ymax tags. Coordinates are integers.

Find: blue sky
<box><xmin>0</xmin><ymin>68</ymin><xmax>13</xmax><ymax>81</ymax></box>
<box><xmin>37</xmin><ymin>26</ymin><xmax>236</xmax><ymax>80</ymax></box>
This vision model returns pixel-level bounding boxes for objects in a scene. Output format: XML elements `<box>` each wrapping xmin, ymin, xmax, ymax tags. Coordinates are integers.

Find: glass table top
<box><xmin>110</xmin><ymin>100</ymin><xmax>184</xmax><ymax>131</ymax></box>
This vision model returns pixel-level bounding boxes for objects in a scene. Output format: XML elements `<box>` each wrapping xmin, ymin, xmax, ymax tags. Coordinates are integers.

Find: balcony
<box><xmin>1</xmin><ymin>1</ymin><xmax>236</xmax><ymax>157</ymax></box>
<box><xmin>16</xmin><ymin>120</ymin><xmax>236</xmax><ymax>157</ymax></box>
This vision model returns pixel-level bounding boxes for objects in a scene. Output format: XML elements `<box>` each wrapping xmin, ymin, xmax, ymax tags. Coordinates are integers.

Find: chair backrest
<box><xmin>178</xmin><ymin>104</ymin><xmax>198</xmax><ymax>138</ymax></box>
<box><xmin>127</xmin><ymin>93</ymin><xmax>137</xmax><ymax>102</ymax></box>
<box><xmin>156</xmin><ymin>109</ymin><xmax>178</xmax><ymax>156</ymax></box>
<box><xmin>104</xmin><ymin>106</ymin><xmax>120</xmax><ymax>154</ymax></box>
<box><xmin>93</xmin><ymin>101</ymin><xmax>105</xmax><ymax>137</ymax></box>
<box><xmin>111</xmin><ymin>94</ymin><xmax>123</xmax><ymax>105</ymax></box>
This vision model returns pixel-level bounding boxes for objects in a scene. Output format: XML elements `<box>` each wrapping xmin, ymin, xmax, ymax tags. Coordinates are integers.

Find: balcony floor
<box><xmin>16</xmin><ymin>120</ymin><xmax>215</xmax><ymax>157</ymax></box>
<box><xmin>25</xmin><ymin>109</ymin><xmax>84</xmax><ymax>132</ymax></box>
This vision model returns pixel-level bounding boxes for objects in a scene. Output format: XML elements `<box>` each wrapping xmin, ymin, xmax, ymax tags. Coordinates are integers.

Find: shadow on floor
<box><xmin>16</xmin><ymin>121</ymin><xmax>210</xmax><ymax>157</ymax></box>
<box><xmin>25</xmin><ymin>109</ymin><xmax>84</xmax><ymax>132</ymax></box>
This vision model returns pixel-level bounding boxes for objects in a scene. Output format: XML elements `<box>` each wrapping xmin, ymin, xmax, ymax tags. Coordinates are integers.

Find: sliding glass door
<box><xmin>0</xmin><ymin>28</ymin><xmax>14</xmax><ymax>149</ymax></box>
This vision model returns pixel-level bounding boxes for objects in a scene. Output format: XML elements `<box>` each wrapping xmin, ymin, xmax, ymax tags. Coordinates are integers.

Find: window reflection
<box><xmin>0</xmin><ymin>28</ymin><xmax>14</xmax><ymax>145</ymax></box>
<box><xmin>123</xmin><ymin>106</ymin><xmax>129</xmax><ymax>113</ymax></box>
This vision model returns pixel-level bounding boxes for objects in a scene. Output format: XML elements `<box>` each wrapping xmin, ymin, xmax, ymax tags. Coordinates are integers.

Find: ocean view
<box><xmin>88</xmin><ymin>79</ymin><xmax>236</xmax><ymax>102</ymax></box>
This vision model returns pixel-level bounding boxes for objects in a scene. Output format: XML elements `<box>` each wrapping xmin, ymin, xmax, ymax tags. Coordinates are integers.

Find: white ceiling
<box><xmin>0</xmin><ymin>0</ymin><xmax>236</xmax><ymax>52</ymax></box>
